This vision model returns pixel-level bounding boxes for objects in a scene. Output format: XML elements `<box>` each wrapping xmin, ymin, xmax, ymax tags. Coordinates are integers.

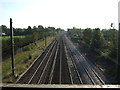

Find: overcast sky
<box><xmin>0</xmin><ymin>0</ymin><xmax>119</xmax><ymax>30</ymax></box>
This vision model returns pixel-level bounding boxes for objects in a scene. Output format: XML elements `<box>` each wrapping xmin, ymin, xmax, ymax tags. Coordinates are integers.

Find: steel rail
<box><xmin>65</xmin><ymin>55</ymin><xmax>74</xmax><ymax>84</ymax></box>
<box><xmin>59</xmin><ymin>38</ymin><xmax>62</xmax><ymax>84</ymax></box>
<box><xmin>27</xmin><ymin>40</ymin><xmax>57</xmax><ymax>84</ymax></box>
<box><xmin>48</xmin><ymin>38</ymin><xmax>61</xmax><ymax>84</ymax></box>
<box><xmin>69</xmin><ymin>53</ymin><xmax>83</xmax><ymax>84</ymax></box>
<box><xmin>73</xmin><ymin>52</ymin><xmax>96</xmax><ymax>85</ymax></box>
<box><xmin>63</xmin><ymin>36</ymin><xmax>83</xmax><ymax>84</ymax></box>
<box><xmin>64</xmin><ymin>36</ymin><xmax>97</xmax><ymax>84</ymax></box>
<box><xmin>49</xmin><ymin>36</ymin><xmax>72</xmax><ymax>84</ymax></box>
<box><xmin>15</xmin><ymin>39</ymin><xmax>56</xmax><ymax>84</ymax></box>
<box><xmin>63</xmin><ymin>38</ymin><xmax>74</xmax><ymax>84</ymax></box>
<box><xmin>48</xmin><ymin>44</ymin><xmax>59</xmax><ymax>84</ymax></box>
<box><xmin>66</xmin><ymin>35</ymin><xmax>105</xmax><ymax>85</ymax></box>
<box><xmin>61</xmin><ymin>36</ymin><xmax>71</xmax><ymax>84</ymax></box>
<box><xmin>76</xmin><ymin>51</ymin><xmax>105</xmax><ymax>84</ymax></box>
<box><xmin>81</xmin><ymin>56</ymin><xmax>105</xmax><ymax>85</ymax></box>
<box><xmin>37</xmin><ymin>39</ymin><xmax>59</xmax><ymax>84</ymax></box>
<box><xmin>72</xmin><ymin>43</ymin><xmax>105</xmax><ymax>84</ymax></box>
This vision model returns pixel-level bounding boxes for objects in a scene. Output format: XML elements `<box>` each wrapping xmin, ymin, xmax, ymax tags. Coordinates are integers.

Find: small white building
<box><xmin>2</xmin><ymin>32</ymin><xmax>6</xmax><ymax>36</ymax></box>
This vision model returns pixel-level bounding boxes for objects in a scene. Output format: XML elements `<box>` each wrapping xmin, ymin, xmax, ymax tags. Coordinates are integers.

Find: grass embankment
<box><xmin>1</xmin><ymin>36</ymin><xmax>26</xmax><ymax>40</ymax></box>
<box><xmin>2</xmin><ymin>36</ymin><xmax>55</xmax><ymax>83</ymax></box>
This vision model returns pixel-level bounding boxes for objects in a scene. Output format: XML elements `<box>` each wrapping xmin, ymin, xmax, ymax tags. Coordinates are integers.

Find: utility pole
<box><xmin>118</xmin><ymin>23</ymin><xmax>120</xmax><ymax>84</ymax></box>
<box><xmin>118</xmin><ymin>2</ymin><xmax>120</xmax><ymax>84</ymax></box>
<box><xmin>45</xmin><ymin>27</ymin><xmax>47</xmax><ymax>46</ymax></box>
<box><xmin>10</xmin><ymin>18</ymin><xmax>15</xmax><ymax>78</ymax></box>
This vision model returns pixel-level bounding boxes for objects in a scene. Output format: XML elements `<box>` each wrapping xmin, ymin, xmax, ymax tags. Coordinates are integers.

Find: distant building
<box><xmin>2</xmin><ymin>32</ymin><xmax>6</xmax><ymax>36</ymax></box>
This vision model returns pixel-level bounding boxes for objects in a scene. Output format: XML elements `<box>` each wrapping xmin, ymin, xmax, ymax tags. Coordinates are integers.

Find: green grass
<box><xmin>1</xmin><ymin>36</ymin><xmax>26</xmax><ymax>40</ymax></box>
<box><xmin>2</xmin><ymin>36</ymin><xmax>55</xmax><ymax>83</ymax></box>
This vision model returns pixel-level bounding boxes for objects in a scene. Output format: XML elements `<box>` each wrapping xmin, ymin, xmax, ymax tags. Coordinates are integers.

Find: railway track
<box><xmin>16</xmin><ymin>36</ymin><xmax>72</xmax><ymax>84</ymax></box>
<box><xmin>64</xmin><ymin>34</ymin><xmax>105</xmax><ymax>85</ymax></box>
<box><xmin>16</xmin><ymin>34</ymin><xmax>106</xmax><ymax>85</ymax></box>
<box><xmin>63</xmin><ymin>37</ymin><xmax>83</xmax><ymax>84</ymax></box>
<box><xmin>16</xmin><ymin>38</ymin><xmax>57</xmax><ymax>84</ymax></box>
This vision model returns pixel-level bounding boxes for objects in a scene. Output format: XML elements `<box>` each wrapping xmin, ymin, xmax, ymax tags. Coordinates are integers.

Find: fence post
<box><xmin>10</xmin><ymin>18</ymin><xmax>15</xmax><ymax>78</ymax></box>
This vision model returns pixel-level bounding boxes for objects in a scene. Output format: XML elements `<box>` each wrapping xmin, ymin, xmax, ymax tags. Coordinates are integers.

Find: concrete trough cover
<box><xmin>1</xmin><ymin>83</ymin><xmax>120</xmax><ymax>88</ymax></box>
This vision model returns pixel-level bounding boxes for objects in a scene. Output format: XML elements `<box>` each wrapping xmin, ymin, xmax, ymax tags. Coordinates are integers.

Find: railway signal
<box><xmin>10</xmin><ymin>18</ymin><xmax>15</xmax><ymax>78</ymax></box>
<box><xmin>111</xmin><ymin>23</ymin><xmax>115</xmax><ymax>29</ymax></box>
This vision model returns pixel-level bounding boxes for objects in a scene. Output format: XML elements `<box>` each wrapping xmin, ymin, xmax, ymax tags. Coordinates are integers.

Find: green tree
<box><xmin>33</xmin><ymin>26</ymin><xmax>37</xmax><ymax>32</ymax></box>
<box><xmin>91</xmin><ymin>28</ymin><xmax>105</xmax><ymax>52</ymax></box>
<box><xmin>32</xmin><ymin>32</ymin><xmax>39</xmax><ymax>41</ymax></box>
<box><xmin>38</xmin><ymin>25</ymin><xmax>44</xmax><ymax>30</ymax></box>
<box><xmin>108</xmin><ymin>29</ymin><xmax>118</xmax><ymax>59</ymax></box>
<box><xmin>1</xmin><ymin>25</ymin><xmax>10</xmax><ymax>35</ymax></box>
<box><xmin>26</xmin><ymin>26</ymin><xmax>33</xmax><ymax>35</ymax></box>
<box><xmin>82</xmin><ymin>28</ymin><xmax>93</xmax><ymax>49</ymax></box>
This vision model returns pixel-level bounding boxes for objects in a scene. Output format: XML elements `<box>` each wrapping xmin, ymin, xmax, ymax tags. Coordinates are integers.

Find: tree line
<box><xmin>1</xmin><ymin>25</ymin><xmax>64</xmax><ymax>59</ymax></box>
<box><xmin>1</xmin><ymin>25</ymin><xmax>63</xmax><ymax>36</ymax></box>
<box><xmin>67</xmin><ymin>27</ymin><xmax>118</xmax><ymax>61</ymax></box>
<box><xmin>67</xmin><ymin>27</ymin><xmax>119</xmax><ymax>83</ymax></box>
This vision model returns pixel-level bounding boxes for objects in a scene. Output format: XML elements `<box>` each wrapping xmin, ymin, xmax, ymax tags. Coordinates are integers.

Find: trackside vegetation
<box><xmin>67</xmin><ymin>27</ymin><xmax>118</xmax><ymax>83</ymax></box>
<box><xmin>1</xmin><ymin>25</ymin><xmax>64</xmax><ymax>59</ymax></box>
<box><xmin>2</xmin><ymin>36</ymin><xmax>55</xmax><ymax>83</ymax></box>
<box><xmin>1</xmin><ymin>25</ymin><xmax>64</xmax><ymax>83</ymax></box>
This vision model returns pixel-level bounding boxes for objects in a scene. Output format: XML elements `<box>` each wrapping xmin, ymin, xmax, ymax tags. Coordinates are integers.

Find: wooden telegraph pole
<box><xmin>10</xmin><ymin>18</ymin><xmax>15</xmax><ymax>78</ymax></box>
<box><xmin>118</xmin><ymin>2</ymin><xmax>120</xmax><ymax>84</ymax></box>
<box><xmin>45</xmin><ymin>27</ymin><xmax>47</xmax><ymax>46</ymax></box>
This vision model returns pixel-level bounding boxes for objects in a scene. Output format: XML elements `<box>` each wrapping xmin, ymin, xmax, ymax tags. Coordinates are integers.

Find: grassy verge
<box><xmin>2</xmin><ymin>36</ymin><xmax>55</xmax><ymax>83</ymax></box>
<box><xmin>1</xmin><ymin>36</ymin><xmax>26</xmax><ymax>41</ymax></box>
